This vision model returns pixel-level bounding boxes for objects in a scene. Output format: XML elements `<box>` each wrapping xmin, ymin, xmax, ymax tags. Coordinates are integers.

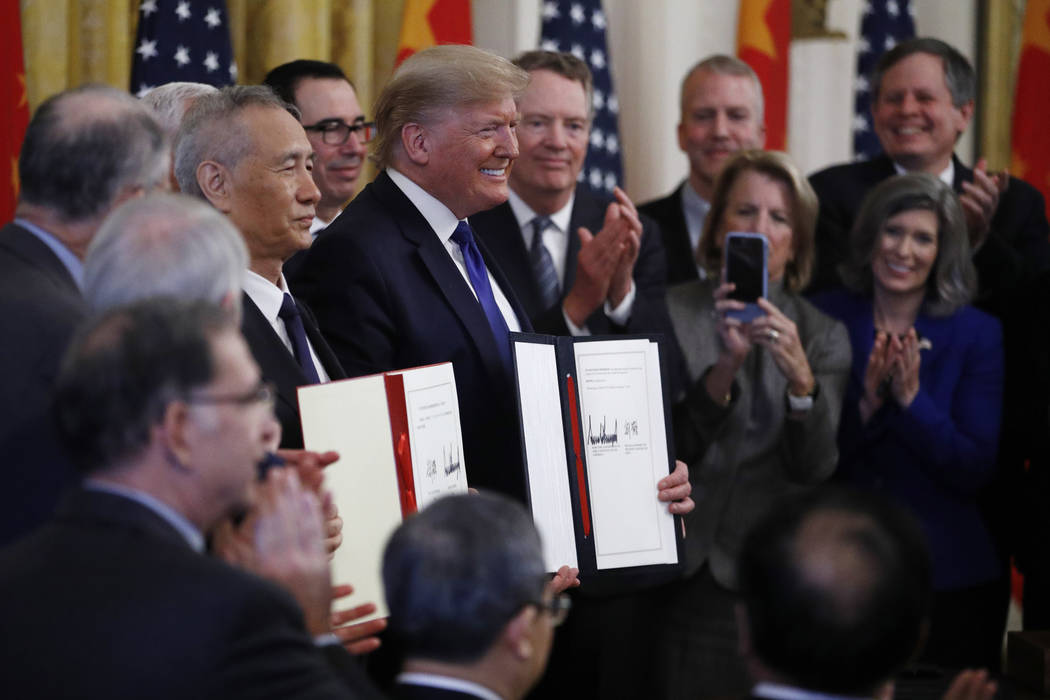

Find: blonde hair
<box><xmin>372</xmin><ymin>45</ymin><xmax>529</xmax><ymax>169</ymax></box>
<box><xmin>699</xmin><ymin>150</ymin><xmax>818</xmax><ymax>293</ymax></box>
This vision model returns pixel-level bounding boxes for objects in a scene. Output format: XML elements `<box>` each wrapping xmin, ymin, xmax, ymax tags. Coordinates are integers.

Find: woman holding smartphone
<box><xmin>659</xmin><ymin>150</ymin><xmax>851</xmax><ymax>699</ymax></box>
<box><xmin>813</xmin><ymin>173</ymin><xmax>1004</xmax><ymax>670</ymax></box>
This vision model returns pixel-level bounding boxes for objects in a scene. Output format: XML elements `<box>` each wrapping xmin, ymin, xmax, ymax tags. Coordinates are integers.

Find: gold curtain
<box><xmin>20</xmin><ymin>0</ymin><xmax>406</xmax><ymax>121</ymax></box>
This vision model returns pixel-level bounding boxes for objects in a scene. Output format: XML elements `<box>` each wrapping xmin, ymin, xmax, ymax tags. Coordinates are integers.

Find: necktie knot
<box><xmin>278</xmin><ymin>293</ymin><xmax>300</xmax><ymax>321</ymax></box>
<box><xmin>450</xmin><ymin>220</ymin><xmax>475</xmax><ymax>249</ymax></box>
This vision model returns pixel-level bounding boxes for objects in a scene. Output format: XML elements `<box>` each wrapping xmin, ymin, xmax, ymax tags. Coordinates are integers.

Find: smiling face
<box><xmin>294</xmin><ymin>77</ymin><xmax>367</xmax><ymax>216</ymax></box>
<box><xmin>225</xmin><ymin>105</ymin><xmax>321</xmax><ymax>266</ymax></box>
<box><xmin>717</xmin><ymin>169</ymin><xmax>795</xmax><ymax>283</ymax></box>
<box><xmin>872</xmin><ymin>52</ymin><xmax>973</xmax><ymax>175</ymax></box>
<box><xmin>422</xmin><ymin>97</ymin><xmax>519</xmax><ymax>219</ymax></box>
<box><xmin>871</xmin><ymin>207</ymin><xmax>939</xmax><ymax>299</ymax></box>
<box><xmin>678</xmin><ymin>70</ymin><xmax>765</xmax><ymax>200</ymax></box>
<box><xmin>509</xmin><ymin>69</ymin><xmax>590</xmax><ymax>214</ymax></box>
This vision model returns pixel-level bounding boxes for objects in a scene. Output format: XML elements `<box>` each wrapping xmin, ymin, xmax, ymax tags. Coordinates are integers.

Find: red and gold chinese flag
<box><xmin>737</xmin><ymin>0</ymin><xmax>790</xmax><ymax>150</ymax></box>
<box><xmin>1</xmin><ymin>2</ymin><xmax>30</xmax><ymax>221</ymax></box>
<box><xmin>1011</xmin><ymin>0</ymin><xmax>1050</xmax><ymax>222</ymax></box>
<box><xmin>395</xmin><ymin>0</ymin><xmax>473</xmax><ymax>68</ymax></box>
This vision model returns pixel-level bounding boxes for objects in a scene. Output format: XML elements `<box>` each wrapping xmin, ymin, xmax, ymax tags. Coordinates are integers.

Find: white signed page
<box><xmin>389</xmin><ymin>363</ymin><xmax>468</xmax><ymax>510</ymax></box>
<box><xmin>572</xmin><ymin>339</ymin><xmax>678</xmax><ymax>570</ymax></box>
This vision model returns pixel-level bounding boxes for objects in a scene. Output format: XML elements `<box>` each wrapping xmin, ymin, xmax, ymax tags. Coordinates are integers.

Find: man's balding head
<box><xmin>18</xmin><ymin>85</ymin><xmax>168</xmax><ymax>224</ymax></box>
<box><xmin>738</xmin><ymin>488</ymin><xmax>931</xmax><ymax>695</ymax></box>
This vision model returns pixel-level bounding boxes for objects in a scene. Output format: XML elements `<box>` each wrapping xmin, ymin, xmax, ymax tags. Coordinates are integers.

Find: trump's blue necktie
<box><xmin>450</xmin><ymin>220</ymin><xmax>513</xmax><ymax>371</ymax></box>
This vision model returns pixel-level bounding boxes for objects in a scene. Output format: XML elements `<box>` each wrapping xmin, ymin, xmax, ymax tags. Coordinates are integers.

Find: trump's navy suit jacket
<box><xmin>290</xmin><ymin>172</ymin><xmax>533</xmax><ymax>500</ymax></box>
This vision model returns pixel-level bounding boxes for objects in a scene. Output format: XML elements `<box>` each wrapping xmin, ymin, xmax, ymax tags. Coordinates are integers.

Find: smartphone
<box><xmin>723</xmin><ymin>232</ymin><xmax>768</xmax><ymax>322</ymax></box>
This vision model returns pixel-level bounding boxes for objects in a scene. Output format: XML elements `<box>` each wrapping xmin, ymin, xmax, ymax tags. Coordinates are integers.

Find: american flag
<box><xmin>539</xmin><ymin>0</ymin><xmax>623</xmax><ymax>193</ymax></box>
<box><xmin>853</xmin><ymin>0</ymin><xmax>915</xmax><ymax>160</ymax></box>
<box><xmin>130</xmin><ymin>0</ymin><xmax>236</xmax><ymax>97</ymax></box>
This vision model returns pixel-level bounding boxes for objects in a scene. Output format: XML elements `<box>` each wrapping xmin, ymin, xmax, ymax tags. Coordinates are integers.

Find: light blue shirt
<box><xmin>14</xmin><ymin>217</ymin><xmax>84</xmax><ymax>289</ymax></box>
<box><xmin>680</xmin><ymin>181</ymin><xmax>711</xmax><ymax>280</ymax></box>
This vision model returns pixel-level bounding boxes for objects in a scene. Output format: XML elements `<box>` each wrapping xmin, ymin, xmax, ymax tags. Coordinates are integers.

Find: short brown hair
<box><xmin>839</xmin><ymin>173</ymin><xmax>975</xmax><ymax>316</ymax></box>
<box><xmin>372</xmin><ymin>45</ymin><xmax>530</xmax><ymax>170</ymax></box>
<box><xmin>513</xmin><ymin>50</ymin><xmax>594</xmax><ymax>118</ymax></box>
<box><xmin>699</xmin><ymin>150</ymin><xmax>818</xmax><ymax>293</ymax></box>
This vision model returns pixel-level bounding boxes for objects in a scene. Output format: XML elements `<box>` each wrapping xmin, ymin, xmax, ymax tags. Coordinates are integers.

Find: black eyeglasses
<box><xmin>188</xmin><ymin>381</ymin><xmax>276</xmax><ymax>410</ymax></box>
<box><xmin>303</xmin><ymin>118</ymin><xmax>377</xmax><ymax>145</ymax></box>
<box><xmin>531</xmin><ymin>594</ymin><xmax>572</xmax><ymax>627</ymax></box>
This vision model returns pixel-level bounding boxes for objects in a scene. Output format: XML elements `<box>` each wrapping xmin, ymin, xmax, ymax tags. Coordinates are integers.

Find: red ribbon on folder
<box><xmin>566</xmin><ymin>374</ymin><xmax>591</xmax><ymax>538</ymax></box>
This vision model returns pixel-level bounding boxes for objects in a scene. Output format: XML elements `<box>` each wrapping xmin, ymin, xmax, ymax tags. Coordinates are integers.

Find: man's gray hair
<box><xmin>85</xmin><ymin>193</ymin><xmax>247</xmax><ymax>319</ymax></box>
<box><xmin>173</xmin><ymin>85</ymin><xmax>300</xmax><ymax>199</ymax></box>
<box><xmin>140</xmin><ymin>82</ymin><xmax>219</xmax><ymax>135</ymax></box>
<box><xmin>383</xmin><ymin>492</ymin><xmax>546</xmax><ymax>663</ymax></box>
<box><xmin>18</xmin><ymin>85</ymin><xmax>168</xmax><ymax>222</ymax></box>
<box><xmin>681</xmin><ymin>54</ymin><xmax>765</xmax><ymax>124</ymax></box>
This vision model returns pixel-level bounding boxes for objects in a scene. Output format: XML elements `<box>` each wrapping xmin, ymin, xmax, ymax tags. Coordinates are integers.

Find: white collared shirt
<box><xmin>243</xmin><ymin>270</ymin><xmax>330</xmax><ymax>383</ymax></box>
<box><xmin>83</xmin><ymin>479</ymin><xmax>205</xmax><ymax>553</ymax></box>
<box><xmin>505</xmin><ymin>188</ymin><xmax>636</xmax><ymax>334</ymax></box>
<box><xmin>397</xmin><ymin>672</ymin><xmax>504</xmax><ymax>700</ymax></box>
<box><xmin>310</xmin><ymin>210</ymin><xmax>341</xmax><ymax>239</ymax></box>
<box><xmin>387</xmin><ymin>168</ymin><xmax>522</xmax><ymax>333</ymax></box>
<box><xmin>752</xmin><ymin>681</ymin><xmax>874</xmax><ymax>700</ymax></box>
<box><xmin>893</xmin><ymin>159</ymin><xmax>955</xmax><ymax>187</ymax></box>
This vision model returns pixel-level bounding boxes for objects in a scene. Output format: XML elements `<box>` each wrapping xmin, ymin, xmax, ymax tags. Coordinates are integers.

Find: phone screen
<box><xmin>726</xmin><ymin>235</ymin><xmax>765</xmax><ymax>303</ymax></box>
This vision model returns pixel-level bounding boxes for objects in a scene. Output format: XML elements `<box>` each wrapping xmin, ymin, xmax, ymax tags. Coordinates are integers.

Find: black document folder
<box><xmin>510</xmin><ymin>332</ymin><xmax>684</xmax><ymax>589</ymax></box>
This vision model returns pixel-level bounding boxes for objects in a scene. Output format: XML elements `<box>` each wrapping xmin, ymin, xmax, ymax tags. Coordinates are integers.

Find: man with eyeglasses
<box><xmin>383</xmin><ymin>492</ymin><xmax>566</xmax><ymax>700</ymax></box>
<box><xmin>0</xmin><ymin>299</ymin><xmax>384</xmax><ymax>699</ymax></box>
<box><xmin>265</xmin><ymin>60</ymin><xmax>373</xmax><ymax>238</ymax></box>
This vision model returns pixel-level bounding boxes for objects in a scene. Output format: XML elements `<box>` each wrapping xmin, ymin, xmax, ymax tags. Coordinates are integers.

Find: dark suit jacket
<box><xmin>813</xmin><ymin>289</ymin><xmax>1003</xmax><ymax>590</ymax></box>
<box><xmin>640</xmin><ymin>182</ymin><xmax>702</xmax><ymax>285</ymax></box>
<box><xmin>290</xmin><ymin>172</ymin><xmax>533</xmax><ymax>500</ymax></box>
<box><xmin>240</xmin><ymin>292</ymin><xmax>346</xmax><ymax>450</ymax></box>
<box><xmin>470</xmin><ymin>187</ymin><xmax>669</xmax><ymax>335</ymax></box>
<box><xmin>807</xmin><ymin>153</ymin><xmax>1050</xmax><ymax>317</ymax></box>
<box><xmin>0</xmin><ymin>488</ymin><xmax>381</xmax><ymax>699</ymax></box>
<box><xmin>0</xmin><ymin>222</ymin><xmax>85</xmax><ymax>545</ymax></box>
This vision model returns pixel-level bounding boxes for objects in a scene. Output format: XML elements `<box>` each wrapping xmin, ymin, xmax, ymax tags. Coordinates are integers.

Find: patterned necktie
<box><xmin>529</xmin><ymin>216</ymin><xmax>561</xmax><ymax>310</ymax></box>
<box><xmin>450</xmin><ymin>220</ymin><xmax>513</xmax><ymax>372</ymax></box>
<box><xmin>277</xmin><ymin>293</ymin><xmax>321</xmax><ymax>384</ymax></box>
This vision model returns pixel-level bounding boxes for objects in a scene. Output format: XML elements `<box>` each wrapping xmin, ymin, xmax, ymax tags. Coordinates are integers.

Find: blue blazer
<box><xmin>290</xmin><ymin>171</ymin><xmax>533</xmax><ymax>500</ymax></box>
<box><xmin>813</xmin><ymin>289</ymin><xmax>1004</xmax><ymax>590</ymax></box>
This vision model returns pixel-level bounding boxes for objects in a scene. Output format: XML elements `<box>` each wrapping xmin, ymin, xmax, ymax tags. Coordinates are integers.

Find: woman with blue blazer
<box><xmin>813</xmin><ymin>173</ymin><xmax>1004</xmax><ymax>672</ymax></box>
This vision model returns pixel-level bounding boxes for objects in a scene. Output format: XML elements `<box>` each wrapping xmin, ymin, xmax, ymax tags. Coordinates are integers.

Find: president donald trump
<box><xmin>291</xmin><ymin>45</ymin><xmax>531</xmax><ymax>500</ymax></box>
<box><xmin>292</xmin><ymin>45</ymin><xmax>690</xmax><ymax>520</ymax></box>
